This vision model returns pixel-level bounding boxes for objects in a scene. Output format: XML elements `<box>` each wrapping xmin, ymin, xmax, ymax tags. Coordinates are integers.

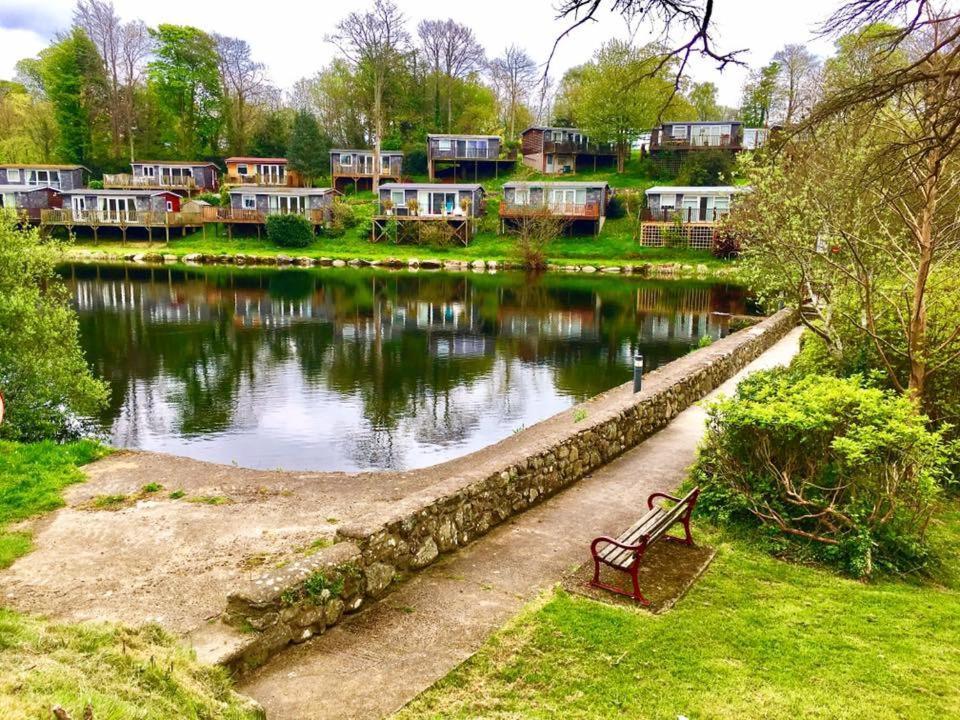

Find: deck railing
<box><xmin>331</xmin><ymin>161</ymin><xmax>402</xmax><ymax>177</ymax></box>
<box><xmin>649</xmin><ymin>129</ymin><xmax>742</xmax><ymax>151</ymax></box>
<box><xmin>103</xmin><ymin>173</ymin><xmax>198</xmax><ymax>190</ymax></box>
<box><xmin>430</xmin><ymin>146</ymin><xmax>516</xmax><ymax>161</ymax></box>
<box><xmin>204</xmin><ymin>207</ymin><xmax>327</xmax><ymax>224</ymax></box>
<box><xmin>499</xmin><ymin>201</ymin><xmax>601</xmax><ymax>219</ymax></box>
<box><xmin>40</xmin><ymin>209</ymin><xmax>204</xmax><ymax>226</ymax></box>
<box><xmin>225</xmin><ymin>173</ymin><xmax>294</xmax><ymax>186</ymax></box>
<box><xmin>642</xmin><ymin>207</ymin><xmax>731</xmax><ymax>223</ymax></box>
<box><xmin>542</xmin><ymin>139</ymin><xmax>615</xmax><ymax>155</ymax></box>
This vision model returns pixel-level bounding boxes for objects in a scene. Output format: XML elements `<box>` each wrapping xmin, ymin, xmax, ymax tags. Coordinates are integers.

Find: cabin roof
<box><xmin>0</xmin><ymin>163</ymin><xmax>90</xmax><ymax>171</ymax></box>
<box><xmin>133</xmin><ymin>160</ymin><xmax>219</xmax><ymax>167</ymax></box>
<box><xmin>657</xmin><ymin>120</ymin><xmax>742</xmax><ymax>126</ymax></box>
<box><xmin>379</xmin><ymin>182</ymin><xmax>484</xmax><ymax>191</ymax></box>
<box><xmin>61</xmin><ymin>189</ymin><xmax>184</xmax><ymax>197</ymax></box>
<box><xmin>503</xmin><ymin>181</ymin><xmax>609</xmax><ymax>189</ymax></box>
<box><xmin>0</xmin><ymin>183</ymin><xmax>59</xmax><ymax>193</ymax></box>
<box><xmin>520</xmin><ymin>125</ymin><xmax>586</xmax><ymax>134</ymax></box>
<box><xmin>227</xmin><ymin>186</ymin><xmax>333</xmax><ymax>196</ymax></box>
<box><xmin>427</xmin><ymin>134</ymin><xmax>500</xmax><ymax>140</ymax></box>
<box><xmin>646</xmin><ymin>185</ymin><xmax>749</xmax><ymax>195</ymax></box>
<box><xmin>224</xmin><ymin>156</ymin><xmax>287</xmax><ymax>164</ymax></box>
<box><xmin>329</xmin><ymin>149</ymin><xmax>403</xmax><ymax>155</ymax></box>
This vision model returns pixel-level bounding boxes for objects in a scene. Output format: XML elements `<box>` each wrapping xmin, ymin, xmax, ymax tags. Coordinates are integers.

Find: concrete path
<box><xmin>239</xmin><ymin>327</ymin><xmax>803</xmax><ymax>720</ymax></box>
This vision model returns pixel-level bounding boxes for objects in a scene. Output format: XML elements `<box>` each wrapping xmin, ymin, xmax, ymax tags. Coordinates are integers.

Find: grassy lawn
<box><xmin>0</xmin><ymin>441</ymin><xmax>261</xmax><ymax>718</ymax></box>
<box><xmin>64</xmin><ymin>159</ymin><xmax>737</xmax><ymax>274</ymax></box>
<box><xmin>397</xmin><ymin>508</ymin><xmax>960</xmax><ymax>720</ymax></box>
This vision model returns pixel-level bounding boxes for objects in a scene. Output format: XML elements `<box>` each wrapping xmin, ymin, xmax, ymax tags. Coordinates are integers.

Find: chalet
<box><xmin>224</xmin><ymin>157</ymin><xmax>303</xmax><ymax>187</ymax></box>
<box><xmin>330</xmin><ymin>149</ymin><xmax>403</xmax><ymax>191</ymax></box>
<box><xmin>426</xmin><ymin>134</ymin><xmax>514</xmax><ymax>181</ymax></box>
<box><xmin>0</xmin><ymin>184</ymin><xmax>62</xmax><ymax>222</ymax></box>
<box><xmin>647</xmin><ymin>121</ymin><xmax>771</xmax><ymax>173</ymax></box>
<box><xmin>103</xmin><ymin>161</ymin><xmax>219</xmax><ymax>192</ymax></box>
<box><xmin>206</xmin><ymin>186</ymin><xmax>335</xmax><ymax>237</ymax></box>
<box><xmin>0</xmin><ymin>164</ymin><xmax>88</xmax><ymax>191</ymax></box>
<box><xmin>500</xmin><ymin>181</ymin><xmax>611</xmax><ymax>235</ymax></box>
<box><xmin>43</xmin><ymin>189</ymin><xmax>197</xmax><ymax>241</ymax></box>
<box><xmin>373</xmin><ymin>182</ymin><xmax>485</xmax><ymax>245</ymax></box>
<box><xmin>640</xmin><ymin>185</ymin><xmax>749</xmax><ymax>248</ymax></box>
<box><xmin>519</xmin><ymin>127</ymin><xmax>616</xmax><ymax>174</ymax></box>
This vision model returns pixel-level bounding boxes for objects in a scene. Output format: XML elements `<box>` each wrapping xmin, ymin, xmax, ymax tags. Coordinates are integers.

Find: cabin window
<box><xmin>339</xmin><ymin>154</ymin><xmax>353</xmax><ymax>166</ymax></box>
<box><xmin>166</xmin><ymin>200</ymin><xmax>174</xmax><ymax>212</ymax></box>
<box><xmin>659</xmin><ymin>193</ymin><xmax>676</xmax><ymax>209</ymax></box>
<box><xmin>71</xmin><ymin>196</ymin><xmax>86</xmax><ymax>213</ymax></box>
<box><xmin>390</xmin><ymin>189</ymin><xmax>405</xmax><ymax>207</ymax></box>
<box><xmin>7</xmin><ymin>169</ymin><xmax>19</xmax><ymax>182</ymax></box>
<box><xmin>714</xmin><ymin>196</ymin><xmax>731</xmax><ymax>216</ymax></box>
<box><xmin>242</xmin><ymin>194</ymin><xmax>256</xmax><ymax>210</ymax></box>
<box><xmin>237</xmin><ymin>164</ymin><xmax>249</xmax><ymax>176</ymax></box>
<box><xmin>670</xmin><ymin>125</ymin><xmax>688</xmax><ymax>139</ymax></box>
<box><xmin>437</xmin><ymin>139</ymin><xmax>453</xmax><ymax>152</ymax></box>
<box><xmin>465</xmin><ymin>139</ymin><xmax>488</xmax><ymax>157</ymax></box>
<box><xmin>271</xmin><ymin>195</ymin><xmax>305</xmax><ymax>214</ymax></box>
<box><xmin>428</xmin><ymin>192</ymin><xmax>457</xmax><ymax>215</ymax></box>
<box><xmin>552</xmin><ymin>131</ymin><xmax>563</xmax><ymax>141</ymax></box>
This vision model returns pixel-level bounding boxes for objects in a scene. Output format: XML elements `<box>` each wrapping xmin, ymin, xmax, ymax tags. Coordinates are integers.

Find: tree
<box><xmin>417</xmin><ymin>19</ymin><xmax>486</xmax><ymax>132</ymax></box>
<box><xmin>568</xmin><ymin>41</ymin><xmax>682</xmax><ymax>171</ymax></box>
<box><xmin>214</xmin><ymin>33</ymin><xmax>268</xmax><ymax>155</ymax></box>
<box><xmin>328</xmin><ymin>0</ymin><xmax>410</xmax><ymax>192</ymax></box>
<box><xmin>0</xmin><ymin>217</ymin><xmax>108</xmax><ymax>441</ymax></box>
<box><xmin>0</xmin><ymin>82</ymin><xmax>58</xmax><ymax>162</ymax></box>
<box><xmin>489</xmin><ymin>45</ymin><xmax>538</xmax><ymax>138</ymax></box>
<box><xmin>771</xmin><ymin>44</ymin><xmax>821</xmax><ymax>124</ymax></box>
<box><xmin>39</xmin><ymin>28</ymin><xmax>106</xmax><ymax>166</ymax></box>
<box><xmin>689</xmin><ymin>81</ymin><xmax>722</xmax><ymax>120</ymax></box>
<box><xmin>287</xmin><ymin>109</ymin><xmax>330</xmax><ymax>185</ymax></box>
<box><xmin>249</xmin><ymin>108</ymin><xmax>292</xmax><ymax>157</ymax></box>
<box><xmin>293</xmin><ymin>60</ymin><xmax>368</xmax><ymax>148</ymax></box>
<box><xmin>147</xmin><ymin>24</ymin><xmax>223</xmax><ymax>157</ymax></box>
<box><xmin>739</xmin><ymin>61</ymin><xmax>780</xmax><ymax>126</ymax></box>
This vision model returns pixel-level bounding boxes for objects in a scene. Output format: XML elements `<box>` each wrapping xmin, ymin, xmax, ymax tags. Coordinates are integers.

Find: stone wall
<box><xmin>219</xmin><ymin>307</ymin><xmax>797</xmax><ymax>674</ymax></box>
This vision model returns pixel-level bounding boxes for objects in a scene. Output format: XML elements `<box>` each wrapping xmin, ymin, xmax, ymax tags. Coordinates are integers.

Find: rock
<box><xmin>162</xmin><ymin>254</ymin><xmax>177</xmax><ymax>264</ymax></box>
<box><xmin>131</xmin><ymin>253</ymin><xmax>146</xmax><ymax>263</ymax></box>
<box><xmin>410</xmin><ymin>537</ymin><xmax>439</xmax><ymax>569</ymax></box>
<box><xmin>407</xmin><ymin>258</ymin><xmax>420</xmax><ymax>267</ymax></box>
<box><xmin>580</xmin><ymin>265</ymin><xmax>597</xmax><ymax>273</ymax></box>
<box><xmin>183</xmin><ymin>253</ymin><xmax>203</xmax><ymax>264</ymax></box>
<box><xmin>419</xmin><ymin>259</ymin><xmax>442</xmax><ymax>269</ymax></box>
<box><xmin>563</xmin><ymin>265</ymin><xmax>578</xmax><ymax>272</ymax></box>
<box><xmin>332</xmin><ymin>259</ymin><xmax>346</xmax><ymax>268</ymax></box>
<box><xmin>276</xmin><ymin>255</ymin><xmax>293</xmax><ymax>265</ymax></box>
<box><xmin>247</xmin><ymin>611</ymin><xmax>279</xmax><ymax>631</ymax></box>
<box><xmin>296</xmin><ymin>256</ymin><xmax>314</xmax><ymax>266</ymax></box>
<box><xmin>470</xmin><ymin>260</ymin><xmax>486</xmax><ymax>269</ymax></box>
<box><xmin>487</xmin><ymin>260</ymin><xmax>498</xmax><ymax>269</ymax></box>
<box><xmin>601</xmin><ymin>266</ymin><xmax>621</xmax><ymax>273</ymax></box>
<box><xmin>364</xmin><ymin>562</ymin><xmax>394</xmax><ymax>597</ymax></box>
<box><xmin>347</xmin><ymin>258</ymin><xmax>363</xmax><ymax>266</ymax></box>
<box><xmin>317</xmin><ymin>257</ymin><xmax>333</xmax><ymax>266</ymax></box>
<box><xmin>696</xmin><ymin>263</ymin><xmax>709</xmax><ymax>274</ymax></box>
<box><xmin>324</xmin><ymin>598</ymin><xmax>345</xmax><ymax>626</ymax></box>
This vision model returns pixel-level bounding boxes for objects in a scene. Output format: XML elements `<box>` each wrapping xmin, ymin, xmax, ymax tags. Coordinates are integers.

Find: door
<box><xmin>429</xmin><ymin>192</ymin><xmax>456</xmax><ymax>215</ymax></box>
<box><xmin>71</xmin><ymin>196</ymin><xmax>86</xmax><ymax>216</ymax></box>
<box><xmin>100</xmin><ymin>197</ymin><xmax>134</xmax><ymax>222</ymax></box>
<box><xmin>699</xmin><ymin>196</ymin><xmax>709</xmax><ymax>221</ymax></box>
<box><xmin>550</xmin><ymin>189</ymin><xmax>576</xmax><ymax>212</ymax></box>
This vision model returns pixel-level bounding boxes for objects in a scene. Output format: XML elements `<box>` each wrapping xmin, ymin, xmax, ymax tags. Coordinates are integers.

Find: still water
<box><xmin>64</xmin><ymin>264</ymin><xmax>754</xmax><ymax>471</ymax></box>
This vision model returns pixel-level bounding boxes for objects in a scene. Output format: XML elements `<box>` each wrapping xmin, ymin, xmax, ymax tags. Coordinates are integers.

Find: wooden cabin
<box><xmin>42</xmin><ymin>189</ymin><xmax>198</xmax><ymax>241</ymax></box>
<box><xmin>0</xmin><ymin>184</ymin><xmax>62</xmax><ymax>222</ymax></box>
<box><xmin>0</xmin><ymin>164</ymin><xmax>88</xmax><ymax>191</ymax></box>
<box><xmin>373</xmin><ymin>182</ymin><xmax>485</xmax><ymax>245</ymax></box>
<box><xmin>640</xmin><ymin>185</ymin><xmax>748</xmax><ymax>248</ymax></box>
<box><xmin>519</xmin><ymin>127</ymin><xmax>616</xmax><ymax>174</ymax></box>
<box><xmin>500</xmin><ymin>181</ymin><xmax>611</xmax><ymax>235</ymax></box>
<box><xmin>426</xmin><ymin>134</ymin><xmax>514</xmax><ymax>181</ymax></box>
<box><xmin>330</xmin><ymin>149</ymin><xmax>403</xmax><ymax>191</ymax></box>
<box><xmin>103</xmin><ymin>161</ymin><xmax>219</xmax><ymax>192</ymax></box>
<box><xmin>224</xmin><ymin>157</ymin><xmax>303</xmax><ymax>187</ymax></box>
<box><xmin>205</xmin><ymin>186</ymin><xmax>335</xmax><ymax>237</ymax></box>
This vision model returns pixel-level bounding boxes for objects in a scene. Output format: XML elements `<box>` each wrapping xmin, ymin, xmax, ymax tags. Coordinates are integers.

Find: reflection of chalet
<box><xmin>372</xmin><ymin>183</ymin><xmax>485</xmax><ymax>245</ymax></box>
<box><xmin>500</xmin><ymin>181</ymin><xmax>610</xmax><ymax>235</ymax></box>
<box><xmin>104</xmin><ymin>161</ymin><xmax>219</xmax><ymax>192</ymax></box>
<box><xmin>520</xmin><ymin>126</ymin><xmax>616</xmax><ymax>174</ymax></box>
<box><xmin>330</xmin><ymin>149</ymin><xmax>403</xmax><ymax>191</ymax></box>
<box><xmin>496</xmin><ymin>308</ymin><xmax>599</xmax><ymax>341</ymax></box>
<box><xmin>426</xmin><ymin>134</ymin><xmax>515</xmax><ymax>181</ymax></box>
<box><xmin>640</xmin><ymin>185</ymin><xmax>748</xmax><ymax>249</ymax></box>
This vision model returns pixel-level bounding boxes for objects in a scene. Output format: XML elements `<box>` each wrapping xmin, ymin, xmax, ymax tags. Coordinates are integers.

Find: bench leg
<box><xmin>630</xmin><ymin>565</ymin><xmax>651</xmax><ymax>606</ymax></box>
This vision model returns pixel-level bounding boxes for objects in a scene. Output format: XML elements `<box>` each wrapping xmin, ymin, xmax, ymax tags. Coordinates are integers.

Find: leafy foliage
<box><xmin>265</xmin><ymin>213</ymin><xmax>314</xmax><ymax>248</ymax></box>
<box><xmin>287</xmin><ymin>109</ymin><xmax>331</xmax><ymax>184</ymax></box>
<box><xmin>693</xmin><ymin>368</ymin><xmax>953</xmax><ymax>577</ymax></box>
<box><xmin>676</xmin><ymin>148</ymin><xmax>735</xmax><ymax>185</ymax></box>
<box><xmin>0</xmin><ymin>218</ymin><xmax>108</xmax><ymax>441</ymax></box>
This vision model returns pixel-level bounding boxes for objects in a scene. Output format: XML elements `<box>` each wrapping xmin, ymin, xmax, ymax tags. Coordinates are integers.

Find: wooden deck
<box><xmin>40</xmin><ymin>208</ymin><xmax>204</xmax><ymax>241</ymax></box>
<box><xmin>202</xmin><ymin>207</ymin><xmax>327</xmax><ymax>225</ymax></box>
<box><xmin>499</xmin><ymin>202</ymin><xmax>601</xmax><ymax>220</ymax></box>
<box><xmin>103</xmin><ymin>174</ymin><xmax>198</xmax><ymax>191</ymax></box>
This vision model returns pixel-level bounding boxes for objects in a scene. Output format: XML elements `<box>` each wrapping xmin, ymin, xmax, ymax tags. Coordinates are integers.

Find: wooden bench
<box><xmin>589</xmin><ymin>487</ymin><xmax>700</xmax><ymax>605</ymax></box>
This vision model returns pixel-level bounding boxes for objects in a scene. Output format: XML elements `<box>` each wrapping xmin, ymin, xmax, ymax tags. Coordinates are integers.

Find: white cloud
<box><xmin>0</xmin><ymin>0</ymin><xmax>842</xmax><ymax>108</ymax></box>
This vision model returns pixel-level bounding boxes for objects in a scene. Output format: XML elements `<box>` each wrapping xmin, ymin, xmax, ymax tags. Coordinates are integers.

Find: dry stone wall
<box><xmin>220</xmin><ymin>308</ymin><xmax>797</xmax><ymax>674</ymax></box>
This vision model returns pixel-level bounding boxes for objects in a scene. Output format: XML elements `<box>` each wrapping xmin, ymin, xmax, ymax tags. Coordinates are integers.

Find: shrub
<box><xmin>88</xmin><ymin>179</ymin><xmax>103</xmax><ymax>189</ymax></box>
<box><xmin>194</xmin><ymin>192</ymin><xmax>221</xmax><ymax>206</ymax></box>
<box><xmin>692</xmin><ymin>369</ymin><xmax>952</xmax><ymax>577</ymax></box>
<box><xmin>403</xmin><ymin>147</ymin><xmax>427</xmax><ymax>176</ymax></box>
<box><xmin>265</xmin><ymin>213</ymin><xmax>314</xmax><ymax>248</ymax></box>
<box><xmin>676</xmin><ymin>149</ymin><xmax>735</xmax><ymax>186</ymax></box>
<box><xmin>331</xmin><ymin>199</ymin><xmax>358</xmax><ymax>229</ymax></box>
<box><xmin>606</xmin><ymin>194</ymin><xmax>627</xmax><ymax>219</ymax></box>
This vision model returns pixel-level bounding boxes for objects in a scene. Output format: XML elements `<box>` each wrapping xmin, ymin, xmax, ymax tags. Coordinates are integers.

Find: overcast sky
<box><xmin>0</xmin><ymin>0</ymin><xmax>842</xmax><ymax>107</ymax></box>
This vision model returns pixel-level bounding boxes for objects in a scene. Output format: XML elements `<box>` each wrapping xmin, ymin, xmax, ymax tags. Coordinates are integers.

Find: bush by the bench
<box><xmin>266</xmin><ymin>214</ymin><xmax>314</xmax><ymax>248</ymax></box>
<box><xmin>692</xmin><ymin>369</ymin><xmax>951</xmax><ymax>577</ymax></box>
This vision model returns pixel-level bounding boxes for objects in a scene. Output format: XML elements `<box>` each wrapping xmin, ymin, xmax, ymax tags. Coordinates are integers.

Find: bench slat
<box><xmin>599</xmin><ymin>490</ymin><xmax>697</xmax><ymax>568</ymax></box>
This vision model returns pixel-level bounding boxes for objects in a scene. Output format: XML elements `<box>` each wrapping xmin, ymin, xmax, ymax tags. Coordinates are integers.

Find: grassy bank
<box><xmin>397</xmin><ymin>509</ymin><xmax>960</xmax><ymax>720</ymax></box>
<box><xmin>0</xmin><ymin>441</ymin><xmax>261</xmax><ymax>718</ymax></box>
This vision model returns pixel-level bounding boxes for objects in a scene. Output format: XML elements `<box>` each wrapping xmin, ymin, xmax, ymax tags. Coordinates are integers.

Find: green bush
<box><xmin>676</xmin><ymin>149</ymin><xmax>735</xmax><ymax>186</ymax></box>
<box><xmin>265</xmin><ymin>213</ymin><xmax>314</xmax><ymax>248</ymax></box>
<box><xmin>88</xmin><ymin>179</ymin><xmax>104</xmax><ymax>189</ymax></box>
<box><xmin>403</xmin><ymin>147</ymin><xmax>427</xmax><ymax>176</ymax></box>
<box><xmin>692</xmin><ymin>369</ymin><xmax>952</xmax><ymax>577</ymax></box>
<box><xmin>194</xmin><ymin>192</ymin><xmax>221</xmax><ymax>206</ymax></box>
<box><xmin>606</xmin><ymin>194</ymin><xmax>627</xmax><ymax>219</ymax></box>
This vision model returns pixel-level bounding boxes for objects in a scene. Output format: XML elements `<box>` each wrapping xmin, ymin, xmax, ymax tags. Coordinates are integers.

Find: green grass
<box><xmin>0</xmin><ymin>609</ymin><xmax>259</xmax><ymax>719</ymax></box>
<box><xmin>64</xmin><ymin>159</ymin><xmax>735</xmax><ymax>275</ymax></box>
<box><xmin>397</xmin><ymin>509</ymin><xmax>960</xmax><ymax>720</ymax></box>
<box><xmin>0</xmin><ymin>440</ymin><xmax>109</xmax><ymax>568</ymax></box>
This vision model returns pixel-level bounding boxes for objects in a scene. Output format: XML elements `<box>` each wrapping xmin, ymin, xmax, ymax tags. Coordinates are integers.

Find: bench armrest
<box><xmin>647</xmin><ymin>491</ymin><xmax>681</xmax><ymax>509</ymax></box>
<box><xmin>590</xmin><ymin>535</ymin><xmax>646</xmax><ymax>558</ymax></box>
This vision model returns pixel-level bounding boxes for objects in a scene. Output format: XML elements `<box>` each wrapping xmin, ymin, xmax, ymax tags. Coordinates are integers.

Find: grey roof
<box><xmin>646</xmin><ymin>185</ymin><xmax>749</xmax><ymax>195</ymax></box>
<box><xmin>503</xmin><ymin>181</ymin><xmax>609</xmax><ymax>189</ymax></box>
<box><xmin>0</xmin><ymin>163</ymin><xmax>91</xmax><ymax>172</ymax></box>
<box><xmin>0</xmin><ymin>184</ymin><xmax>59</xmax><ymax>193</ymax></box>
<box><xmin>227</xmin><ymin>186</ymin><xmax>334</xmax><ymax>196</ymax></box>
<box><xmin>61</xmin><ymin>188</ymin><xmax>184</xmax><ymax>197</ymax></box>
<box><xmin>427</xmin><ymin>133</ymin><xmax>500</xmax><ymax>140</ymax></box>
<box><xmin>521</xmin><ymin>125</ymin><xmax>586</xmax><ymax>134</ymax></box>
<box><xmin>379</xmin><ymin>183</ymin><xmax>484</xmax><ymax>191</ymax></box>
<box><xmin>132</xmin><ymin>160</ymin><xmax>219</xmax><ymax>167</ymax></box>
<box><xmin>329</xmin><ymin>148</ymin><xmax>403</xmax><ymax>155</ymax></box>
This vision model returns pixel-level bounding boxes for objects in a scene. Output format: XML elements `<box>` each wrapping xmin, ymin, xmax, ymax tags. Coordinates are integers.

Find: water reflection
<box><xmin>64</xmin><ymin>264</ymin><xmax>751</xmax><ymax>471</ymax></box>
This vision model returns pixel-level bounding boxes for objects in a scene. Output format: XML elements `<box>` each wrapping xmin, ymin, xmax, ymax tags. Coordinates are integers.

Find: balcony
<box><xmin>542</xmin><ymin>139</ymin><xmax>615</xmax><ymax>155</ymax></box>
<box><xmin>225</xmin><ymin>173</ymin><xmax>293</xmax><ymax>186</ymax></box>
<box><xmin>642</xmin><ymin>207</ymin><xmax>731</xmax><ymax>224</ymax></box>
<box><xmin>40</xmin><ymin>209</ymin><xmax>203</xmax><ymax>227</ymax></box>
<box><xmin>430</xmin><ymin>145</ymin><xmax>515</xmax><ymax>161</ymax></box>
<box><xmin>499</xmin><ymin>202</ymin><xmax>601</xmax><ymax>219</ymax></box>
<box><xmin>103</xmin><ymin>173</ymin><xmax>198</xmax><ymax>190</ymax></box>
<box><xmin>204</xmin><ymin>207</ymin><xmax>327</xmax><ymax>224</ymax></box>
<box><xmin>649</xmin><ymin>130</ymin><xmax>742</xmax><ymax>152</ymax></box>
<box><xmin>332</xmin><ymin>161</ymin><xmax>402</xmax><ymax>177</ymax></box>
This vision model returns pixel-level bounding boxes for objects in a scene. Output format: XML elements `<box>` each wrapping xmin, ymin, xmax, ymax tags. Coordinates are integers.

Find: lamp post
<box><xmin>633</xmin><ymin>353</ymin><xmax>644</xmax><ymax>393</ymax></box>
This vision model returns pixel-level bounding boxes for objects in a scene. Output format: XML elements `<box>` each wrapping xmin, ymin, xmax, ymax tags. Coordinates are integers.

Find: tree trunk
<box><xmin>907</xmin><ymin>159</ymin><xmax>939</xmax><ymax>402</ymax></box>
<box><xmin>373</xmin><ymin>73</ymin><xmax>382</xmax><ymax>194</ymax></box>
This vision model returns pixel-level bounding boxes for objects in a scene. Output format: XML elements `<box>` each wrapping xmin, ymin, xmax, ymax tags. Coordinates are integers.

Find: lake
<box><xmin>64</xmin><ymin>263</ymin><xmax>753</xmax><ymax>471</ymax></box>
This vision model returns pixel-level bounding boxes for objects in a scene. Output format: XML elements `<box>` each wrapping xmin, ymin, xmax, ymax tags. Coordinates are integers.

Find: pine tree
<box><xmin>287</xmin><ymin>109</ymin><xmax>329</xmax><ymax>186</ymax></box>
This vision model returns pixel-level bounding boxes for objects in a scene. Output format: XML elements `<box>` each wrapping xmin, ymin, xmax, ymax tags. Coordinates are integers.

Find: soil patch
<box><xmin>562</xmin><ymin>540</ymin><xmax>715</xmax><ymax>613</ymax></box>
